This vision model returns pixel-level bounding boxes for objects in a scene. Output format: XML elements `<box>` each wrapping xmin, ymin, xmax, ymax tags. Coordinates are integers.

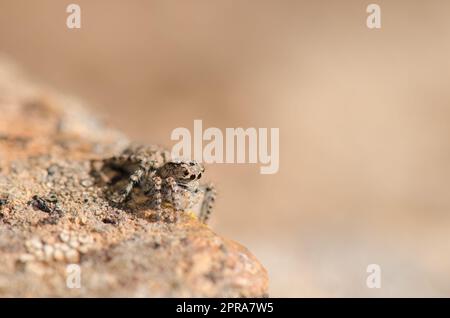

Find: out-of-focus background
<box><xmin>1</xmin><ymin>0</ymin><xmax>450</xmax><ymax>296</ymax></box>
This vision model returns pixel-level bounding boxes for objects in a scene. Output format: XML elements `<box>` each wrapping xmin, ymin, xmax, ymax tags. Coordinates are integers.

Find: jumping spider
<box><xmin>103</xmin><ymin>144</ymin><xmax>216</xmax><ymax>223</ymax></box>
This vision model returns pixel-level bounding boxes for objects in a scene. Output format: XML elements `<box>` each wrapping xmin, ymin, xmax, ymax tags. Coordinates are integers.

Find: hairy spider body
<box><xmin>103</xmin><ymin>144</ymin><xmax>216</xmax><ymax>223</ymax></box>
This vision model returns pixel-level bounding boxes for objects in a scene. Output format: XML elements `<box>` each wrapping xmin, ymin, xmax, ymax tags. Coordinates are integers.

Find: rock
<box><xmin>0</xmin><ymin>57</ymin><xmax>268</xmax><ymax>297</ymax></box>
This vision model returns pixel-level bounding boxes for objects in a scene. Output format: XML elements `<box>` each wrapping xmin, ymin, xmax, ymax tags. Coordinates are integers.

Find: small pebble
<box><xmin>19</xmin><ymin>253</ymin><xmax>35</xmax><ymax>262</ymax></box>
<box><xmin>29</xmin><ymin>195</ymin><xmax>52</xmax><ymax>213</ymax></box>
<box><xmin>69</xmin><ymin>240</ymin><xmax>80</xmax><ymax>249</ymax></box>
<box><xmin>78</xmin><ymin>245</ymin><xmax>89</xmax><ymax>254</ymax></box>
<box><xmin>81</xmin><ymin>179</ymin><xmax>93</xmax><ymax>187</ymax></box>
<box><xmin>54</xmin><ymin>243</ymin><xmax>64</xmax><ymax>250</ymax></box>
<box><xmin>65</xmin><ymin>249</ymin><xmax>80</xmax><ymax>263</ymax></box>
<box><xmin>59</xmin><ymin>244</ymin><xmax>70</xmax><ymax>252</ymax></box>
<box><xmin>53</xmin><ymin>249</ymin><xmax>65</xmax><ymax>261</ymax></box>
<box><xmin>47</xmin><ymin>164</ymin><xmax>59</xmax><ymax>176</ymax></box>
<box><xmin>79</xmin><ymin>216</ymin><xmax>87</xmax><ymax>225</ymax></box>
<box><xmin>47</xmin><ymin>193</ymin><xmax>58</xmax><ymax>203</ymax></box>
<box><xmin>59</xmin><ymin>232</ymin><xmax>70</xmax><ymax>242</ymax></box>
<box><xmin>78</xmin><ymin>234</ymin><xmax>92</xmax><ymax>244</ymax></box>
<box><xmin>43</xmin><ymin>245</ymin><xmax>54</xmax><ymax>259</ymax></box>
<box><xmin>27</xmin><ymin>238</ymin><xmax>43</xmax><ymax>251</ymax></box>
<box><xmin>34</xmin><ymin>250</ymin><xmax>45</xmax><ymax>261</ymax></box>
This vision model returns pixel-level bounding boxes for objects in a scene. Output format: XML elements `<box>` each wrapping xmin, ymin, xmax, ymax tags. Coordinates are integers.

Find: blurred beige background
<box><xmin>1</xmin><ymin>0</ymin><xmax>450</xmax><ymax>296</ymax></box>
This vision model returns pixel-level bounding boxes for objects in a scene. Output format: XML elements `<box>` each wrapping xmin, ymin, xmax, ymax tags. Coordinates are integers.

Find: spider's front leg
<box><xmin>144</xmin><ymin>175</ymin><xmax>162</xmax><ymax>211</ymax></box>
<box><xmin>198</xmin><ymin>183</ymin><xmax>216</xmax><ymax>224</ymax></box>
<box><xmin>164</xmin><ymin>177</ymin><xmax>182</xmax><ymax>211</ymax></box>
<box><xmin>112</xmin><ymin>167</ymin><xmax>145</xmax><ymax>203</ymax></box>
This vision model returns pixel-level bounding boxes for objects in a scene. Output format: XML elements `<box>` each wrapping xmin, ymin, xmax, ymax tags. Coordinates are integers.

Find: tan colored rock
<box><xmin>0</xmin><ymin>58</ymin><xmax>268</xmax><ymax>297</ymax></box>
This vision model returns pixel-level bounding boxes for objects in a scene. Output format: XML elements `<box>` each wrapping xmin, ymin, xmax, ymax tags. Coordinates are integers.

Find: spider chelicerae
<box><xmin>103</xmin><ymin>144</ymin><xmax>216</xmax><ymax>223</ymax></box>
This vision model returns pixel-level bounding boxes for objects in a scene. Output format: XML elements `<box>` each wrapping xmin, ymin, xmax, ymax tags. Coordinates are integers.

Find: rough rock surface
<box><xmin>0</xmin><ymin>58</ymin><xmax>268</xmax><ymax>297</ymax></box>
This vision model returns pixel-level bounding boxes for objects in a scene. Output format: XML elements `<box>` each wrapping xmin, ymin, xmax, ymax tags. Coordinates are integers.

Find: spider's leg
<box><xmin>101</xmin><ymin>155</ymin><xmax>131</xmax><ymax>184</ymax></box>
<box><xmin>113</xmin><ymin>167</ymin><xmax>145</xmax><ymax>203</ymax></box>
<box><xmin>144</xmin><ymin>175</ymin><xmax>162</xmax><ymax>211</ymax></box>
<box><xmin>164</xmin><ymin>177</ymin><xmax>182</xmax><ymax>211</ymax></box>
<box><xmin>198</xmin><ymin>183</ymin><xmax>216</xmax><ymax>224</ymax></box>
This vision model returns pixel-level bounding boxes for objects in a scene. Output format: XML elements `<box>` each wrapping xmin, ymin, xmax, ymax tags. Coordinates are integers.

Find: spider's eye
<box><xmin>197</xmin><ymin>173</ymin><xmax>202</xmax><ymax>179</ymax></box>
<box><xmin>190</xmin><ymin>175</ymin><xmax>196</xmax><ymax>181</ymax></box>
<box><xmin>184</xmin><ymin>170</ymin><xmax>190</xmax><ymax>176</ymax></box>
<box><xmin>189</xmin><ymin>162</ymin><xmax>195</xmax><ymax>166</ymax></box>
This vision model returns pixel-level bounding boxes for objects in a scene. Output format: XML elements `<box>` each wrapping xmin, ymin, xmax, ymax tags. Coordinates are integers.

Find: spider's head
<box><xmin>161</xmin><ymin>160</ymin><xmax>205</xmax><ymax>183</ymax></box>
